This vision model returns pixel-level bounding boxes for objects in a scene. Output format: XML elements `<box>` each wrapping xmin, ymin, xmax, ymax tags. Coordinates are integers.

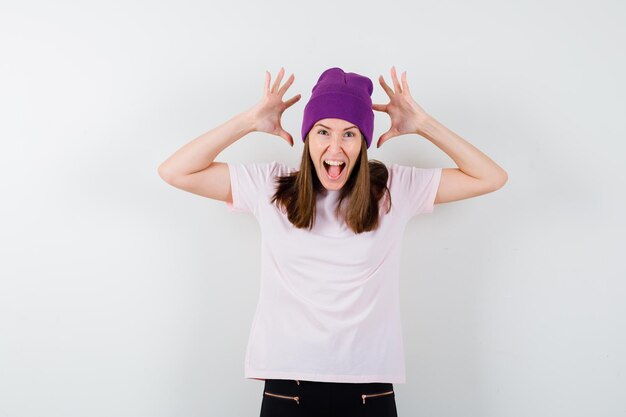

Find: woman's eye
<box><xmin>317</xmin><ymin>129</ymin><xmax>355</xmax><ymax>137</ymax></box>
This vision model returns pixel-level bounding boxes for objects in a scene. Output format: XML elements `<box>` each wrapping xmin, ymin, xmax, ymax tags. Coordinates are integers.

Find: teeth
<box><xmin>324</xmin><ymin>160</ymin><xmax>345</xmax><ymax>166</ymax></box>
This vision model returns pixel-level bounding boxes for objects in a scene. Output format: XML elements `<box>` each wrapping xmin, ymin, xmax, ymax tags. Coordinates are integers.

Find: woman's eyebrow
<box><xmin>314</xmin><ymin>123</ymin><xmax>358</xmax><ymax>131</ymax></box>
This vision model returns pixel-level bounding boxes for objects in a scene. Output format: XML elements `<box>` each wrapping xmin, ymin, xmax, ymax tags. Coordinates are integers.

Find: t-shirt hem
<box><xmin>244</xmin><ymin>368</ymin><xmax>406</xmax><ymax>384</ymax></box>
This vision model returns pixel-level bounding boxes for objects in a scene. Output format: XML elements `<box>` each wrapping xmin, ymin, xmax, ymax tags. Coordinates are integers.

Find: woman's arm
<box><xmin>157</xmin><ymin>68</ymin><xmax>300</xmax><ymax>202</ymax></box>
<box><xmin>373</xmin><ymin>66</ymin><xmax>508</xmax><ymax>205</ymax></box>
<box><xmin>418</xmin><ymin>114</ymin><xmax>509</xmax><ymax>205</ymax></box>
<box><xmin>419</xmin><ymin>115</ymin><xmax>507</xmax><ymax>186</ymax></box>
<box><xmin>157</xmin><ymin>111</ymin><xmax>256</xmax><ymax>202</ymax></box>
<box><xmin>158</xmin><ymin>110</ymin><xmax>255</xmax><ymax>180</ymax></box>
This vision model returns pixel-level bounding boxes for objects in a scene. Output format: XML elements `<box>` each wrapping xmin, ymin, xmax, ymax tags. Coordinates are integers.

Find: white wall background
<box><xmin>1</xmin><ymin>0</ymin><xmax>624</xmax><ymax>416</ymax></box>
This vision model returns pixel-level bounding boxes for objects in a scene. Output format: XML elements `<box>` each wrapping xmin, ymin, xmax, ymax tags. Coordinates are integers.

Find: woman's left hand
<box><xmin>372</xmin><ymin>66</ymin><xmax>431</xmax><ymax>148</ymax></box>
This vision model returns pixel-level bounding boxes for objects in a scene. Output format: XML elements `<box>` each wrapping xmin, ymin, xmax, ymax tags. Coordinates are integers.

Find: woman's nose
<box><xmin>328</xmin><ymin>136</ymin><xmax>343</xmax><ymax>150</ymax></box>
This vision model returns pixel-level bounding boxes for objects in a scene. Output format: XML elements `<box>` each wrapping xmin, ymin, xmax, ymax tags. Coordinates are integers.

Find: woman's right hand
<box><xmin>247</xmin><ymin>67</ymin><xmax>301</xmax><ymax>147</ymax></box>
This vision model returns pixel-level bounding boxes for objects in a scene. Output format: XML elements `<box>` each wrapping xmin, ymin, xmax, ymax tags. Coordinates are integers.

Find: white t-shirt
<box><xmin>225</xmin><ymin>161</ymin><xmax>442</xmax><ymax>384</ymax></box>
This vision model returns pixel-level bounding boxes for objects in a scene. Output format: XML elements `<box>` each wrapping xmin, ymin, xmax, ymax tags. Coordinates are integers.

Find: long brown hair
<box><xmin>270</xmin><ymin>133</ymin><xmax>392</xmax><ymax>234</ymax></box>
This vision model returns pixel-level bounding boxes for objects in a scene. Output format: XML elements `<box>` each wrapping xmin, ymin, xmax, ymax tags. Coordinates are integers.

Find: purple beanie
<box><xmin>301</xmin><ymin>67</ymin><xmax>374</xmax><ymax>149</ymax></box>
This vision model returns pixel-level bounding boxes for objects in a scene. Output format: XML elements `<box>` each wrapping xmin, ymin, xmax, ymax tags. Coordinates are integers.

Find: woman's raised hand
<box><xmin>248</xmin><ymin>67</ymin><xmax>301</xmax><ymax>147</ymax></box>
<box><xmin>372</xmin><ymin>66</ymin><xmax>430</xmax><ymax>148</ymax></box>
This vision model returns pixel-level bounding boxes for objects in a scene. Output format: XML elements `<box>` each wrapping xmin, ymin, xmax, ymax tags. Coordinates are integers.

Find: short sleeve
<box><xmin>389</xmin><ymin>164</ymin><xmax>442</xmax><ymax>218</ymax></box>
<box><xmin>225</xmin><ymin>161</ymin><xmax>280</xmax><ymax>215</ymax></box>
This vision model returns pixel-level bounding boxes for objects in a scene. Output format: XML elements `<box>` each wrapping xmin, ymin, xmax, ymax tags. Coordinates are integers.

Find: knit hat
<box><xmin>301</xmin><ymin>67</ymin><xmax>375</xmax><ymax>149</ymax></box>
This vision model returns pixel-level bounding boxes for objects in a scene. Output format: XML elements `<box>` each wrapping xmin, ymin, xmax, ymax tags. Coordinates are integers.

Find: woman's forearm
<box><xmin>418</xmin><ymin>115</ymin><xmax>508</xmax><ymax>185</ymax></box>
<box><xmin>158</xmin><ymin>110</ymin><xmax>256</xmax><ymax>179</ymax></box>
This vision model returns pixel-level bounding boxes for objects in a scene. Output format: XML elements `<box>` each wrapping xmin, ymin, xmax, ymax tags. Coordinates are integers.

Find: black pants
<box><xmin>260</xmin><ymin>378</ymin><xmax>398</xmax><ymax>417</ymax></box>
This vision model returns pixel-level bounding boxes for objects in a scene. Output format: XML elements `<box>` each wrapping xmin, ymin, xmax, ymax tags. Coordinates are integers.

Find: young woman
<box><xmin>158</xmin><ymin>66</ymin><xmax>508</xmax><ymax>416</ymax></box>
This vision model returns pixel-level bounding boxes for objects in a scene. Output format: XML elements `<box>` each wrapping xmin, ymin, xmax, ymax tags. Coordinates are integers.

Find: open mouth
<box><xmin>323</xmin><ymin>161</ymin><xmax>346</xmax><ymax>180</ymax></box>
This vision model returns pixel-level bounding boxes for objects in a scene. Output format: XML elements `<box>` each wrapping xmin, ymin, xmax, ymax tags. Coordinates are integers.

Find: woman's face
<box><xmin>308</xmin><ymin>118</ymin><xmax>362</xmax><ymax>191</ymax></box>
